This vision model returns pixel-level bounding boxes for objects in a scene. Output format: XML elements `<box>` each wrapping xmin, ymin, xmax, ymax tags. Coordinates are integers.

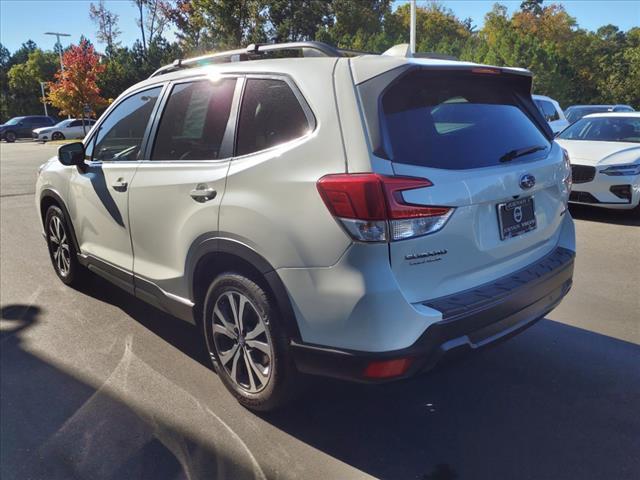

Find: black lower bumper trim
<box><xmin>291</xmin><ymin>246</ymin><xmax>575</xmax><ymax>382</ymax></box>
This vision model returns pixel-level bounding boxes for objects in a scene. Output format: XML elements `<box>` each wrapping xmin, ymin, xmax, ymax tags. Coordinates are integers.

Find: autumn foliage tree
<box><xmin>47</xmin><ymin>39</ymin><xmax>107</xmax><ymax>118</ymax></box>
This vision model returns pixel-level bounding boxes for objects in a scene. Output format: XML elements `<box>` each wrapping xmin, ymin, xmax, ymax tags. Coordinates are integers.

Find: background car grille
<box><xmin>571</xmin><ymin>164</ymin><xmax>596</xmax><ymax>184</ymax></box>
<box><xmin>569</xmin><ymin>191</ymin><xmax>600</xmax><ymax>203</ymax></box>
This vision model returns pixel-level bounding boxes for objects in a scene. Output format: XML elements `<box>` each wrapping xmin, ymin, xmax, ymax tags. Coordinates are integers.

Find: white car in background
<box><xmin>533</xmin><ymin>94</ymin><xmax>569</xmax><ymax>135</ymax></box>
<box><xmin>556</xmin><ymin>112</ymin><xmax>640</xmax><ymax>210</ymax></box>
<box><xmin>32</xmin><ymin>118</ymin><xmax>96</xmax><ymax>142</ymax></box>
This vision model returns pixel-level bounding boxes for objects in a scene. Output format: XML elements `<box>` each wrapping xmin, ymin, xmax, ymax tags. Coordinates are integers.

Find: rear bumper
<box><xmin>291</xmin><ymin>247</ymin><xmax>575</xmax><ymax>382</ymax></box>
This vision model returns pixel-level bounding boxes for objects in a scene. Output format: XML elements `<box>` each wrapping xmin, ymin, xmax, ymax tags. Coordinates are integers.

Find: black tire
<box><xmin>202</xmin><ymin>273</ymin><xmax>299</xmax><ymax>411</ymax></box>
<box><xmin>45</xmin><ymin>206</ymin><xmax>84</xmax><ymax>286</ymax></box>
<box><xmin>51</xmin><ymin>131</ymin><xmax>65</xmax><ymax>141</ymax></box>
<box><xmin>4</xmin><ymin>131</ymin><xmax>16</xmax><ymax>142</ymax></box>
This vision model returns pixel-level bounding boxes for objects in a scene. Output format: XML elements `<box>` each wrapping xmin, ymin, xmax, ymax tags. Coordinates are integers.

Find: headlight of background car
<box><xmin>599</xmin><ymin>164</ymin><xmax>640</xmax><ymax>176</ymax></box>
<box><xmin>562</xmin><ymin>149</ymin><xmax>572</xmax><ymax>189</ymax></box>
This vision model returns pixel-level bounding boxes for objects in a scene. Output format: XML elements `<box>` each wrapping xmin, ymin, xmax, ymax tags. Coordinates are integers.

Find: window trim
<box><xmin>231</xmin><ymin>73</ymin><xmax>317</xmax><ymax>159</ymax></box>
<box><xmin>142</xmin><ymin>74</ymin><xmax>243</xmax><ymax>164</ymax></box>
<box><xmin>83</xmin><ymin>83</ymin><xmax>167</xmax><ymax>165</ymax></box>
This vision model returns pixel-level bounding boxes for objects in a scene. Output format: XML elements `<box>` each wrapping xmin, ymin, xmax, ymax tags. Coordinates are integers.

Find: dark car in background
<box><xmin>0</xmin><ymin>116</ymin><xmax>57</xmax><ymax>142</ymax></box>
<box><xmin>565</xmin><ymin>105</ymin><xmax>635</xmax><ymax>124</ymax></box>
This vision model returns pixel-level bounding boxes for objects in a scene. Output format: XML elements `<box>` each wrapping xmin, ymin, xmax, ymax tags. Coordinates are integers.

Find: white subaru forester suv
<box><xmin>36</xmin><ymin>42</ymin><xmax>576</xmax><ymax>411</ymax></box>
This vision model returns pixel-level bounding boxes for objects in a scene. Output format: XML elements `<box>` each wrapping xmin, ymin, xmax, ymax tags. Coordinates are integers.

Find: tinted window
<box><xmin>236</xmin><ymin>78</ymin><xmax>310</xmax><ymax>156</ymax></box>
<box><xmin>152</xmin><ymin>78</ymin><xmax>236</xmax><ymax>161</ymax></box>
<box><xmin>381</xmin><ymin>71</ymin><xmax>550</xmax><ymax>170</ymax></box>
<box><xmin>558</xmin><ymin>117</ymin><xmax>640</xmax><ymax>143</ymax></box>
<box><xmin>93</xmin><ymin>86</ymin><xmax>162</xmax><ymax>161</ymax></box>
<box><xmin>30</xmin><ymin>117</ymin><xmax>52</xmax><ymax>124</ymax></box>
<box><xmin>69</xmin><ymin>120</ymin><xmax>83</xmax><ymax>127</ymax></box>
<box><xmin>565</xmin><ymin>107</ymin><xmax>609</xmax><ymax>123</ymax></box>
<box><xmin>535</xmin><ymin>100</ymin><xmax>559</xmax><ymax>122</ymax></box>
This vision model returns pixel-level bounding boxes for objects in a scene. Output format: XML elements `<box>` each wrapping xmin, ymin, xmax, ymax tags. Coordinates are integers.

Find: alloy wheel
<box><xmin>211</xmin><ymin>290</ymin><xmax>273</xmax><ymax>393</ymax></box>
<box><xmin>48</xmin><ymin>215</ymin><xmax>71</xmax><ymax>277</ymax></box>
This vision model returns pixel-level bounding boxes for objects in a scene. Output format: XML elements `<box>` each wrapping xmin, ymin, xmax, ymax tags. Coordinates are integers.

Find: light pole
<box><xmin>410</xmin><ymin>0</ymin><xmax>416</xmax><ymax>55</ymax></box>
<box><xmin>39</xmin><ymin>82</ymin><xmax>48</xmax><ymax>117</ymax></box>
<box><xmin>44</xmin><ymin>32</ymin><xmax>71</xmax><ymax>71</ymax></box>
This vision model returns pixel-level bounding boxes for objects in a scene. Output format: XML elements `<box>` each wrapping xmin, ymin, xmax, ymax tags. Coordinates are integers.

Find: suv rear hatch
<box><xmin>357</xmin><ymin>66</ymin><xmax>570</xmax><ymax>304</ymax></box>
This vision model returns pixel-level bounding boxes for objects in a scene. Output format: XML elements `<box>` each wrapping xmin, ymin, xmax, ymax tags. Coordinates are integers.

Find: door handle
<box><xmin>112</xmin><ymin>178</ymin><xmax>128</xmax><ymax>192</ymax></box>
<box><xmin>190</xmin><ymin>184</ymin><xmax>217</xmax><ymax>202</ymax></box>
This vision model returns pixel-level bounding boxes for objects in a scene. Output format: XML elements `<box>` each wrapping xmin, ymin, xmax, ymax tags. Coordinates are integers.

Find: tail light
<box><xmin>317</xmin><ymin>173</ymin><xmax>453</xmax><ymax>242</ymax></box>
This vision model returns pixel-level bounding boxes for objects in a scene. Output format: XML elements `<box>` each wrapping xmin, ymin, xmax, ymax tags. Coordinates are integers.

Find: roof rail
<box><xmin>149</xmin><ymin>41</ymin><xmax>460</xmax><ymax>78</ymax></box>
<box><xmin>149</xmin><ymin>41</ymin><xmax>346</xmax><ymax>78</ymax></box>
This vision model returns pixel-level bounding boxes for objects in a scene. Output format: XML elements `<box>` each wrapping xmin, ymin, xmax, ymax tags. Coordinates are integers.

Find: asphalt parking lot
<box><xmin>1</xmin><ymin>141</ymin><xmax>639</xmax><ymax>480</ymax></box>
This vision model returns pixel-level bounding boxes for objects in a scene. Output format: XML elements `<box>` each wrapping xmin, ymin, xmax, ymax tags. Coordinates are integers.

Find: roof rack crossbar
<box><xmin>149</xmin><ymin>41</ymin><xmax>345</xmax><ymax>78</ymax></box>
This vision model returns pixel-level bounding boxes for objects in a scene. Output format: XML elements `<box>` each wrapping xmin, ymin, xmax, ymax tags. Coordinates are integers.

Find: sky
<box><xmin>0</xmin><ymin>0</ymin><xmax>639</xmax><ymax>54</ymax></box>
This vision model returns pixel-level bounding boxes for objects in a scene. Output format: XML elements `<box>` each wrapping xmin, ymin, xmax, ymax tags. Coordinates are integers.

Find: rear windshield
<box><xmin>381</xmin><ymin>71</ymin><xmax>550</xmax><ymax>170</ymax></box>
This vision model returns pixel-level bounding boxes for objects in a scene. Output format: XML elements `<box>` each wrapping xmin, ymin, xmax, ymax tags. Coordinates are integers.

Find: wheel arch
<box><xmin>189</xmin><ymin>237</ymin><xmax>301</xmax><ymax>342</ymax></box>
<box><xmin>4</xmin><ymin>130</ymin><xmax>17</xmax><ymax>140</ymax></box>
<box><xmin>40</xmin><ymin>189</ymin><xmax>81</xmax><ymax>254</ymax></box>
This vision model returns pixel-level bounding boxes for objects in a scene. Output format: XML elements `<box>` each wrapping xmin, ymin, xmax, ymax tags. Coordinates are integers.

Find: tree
<box><xmin>47</xmin><ymin>39</ymin><xmax>107</xmax><ymax>117</ymax></box>
<box><xmin>190</xmin><ymin>0</ymin><xmax>267</xmax><ymax>48</ymax></box>
<box><xmin>161</xmin><ymin>0</ymin><xmax>208</xmax><ymax>53</ymax></box>
<box><xmin>6</xmin><ymin>49</ymin><xmax>59</xmax><ymax>117</ymax></box>
<box><xmin>132</xmin><ymin>0</ymin><xmax>170</xmax><ymax>54</ymax></box>
<box><xmin>390</xmin><ymin>2</ymin><xmax>473</xmax><ymax>57</ymax></box>
<box><xmin>520</xmin><ymin>0</ymin><xmax>544</xmax><ymax>16</ymax></box>
<box><xmin>265</xmin><ymin>0</ymin><xmax>332</xmax><ymax>42</ymax></box>
<box><xmin>0</xmin><ymin>43</ymin><xmax>13</xmax><ymax>120</ymax></box>
<box><xmin>89</xmin><ymin>0</ymin><xmax>122</xmax><ymax>52</ymax></box>
<box><xmin>319</xmin><ymin>0</ymin><xmax>392</xmax><ymax>51</ymax></box>
<box><xmin>9</xmin><ymin>40</ymin><xmax>38</xmax><ymax>65</ymax></box>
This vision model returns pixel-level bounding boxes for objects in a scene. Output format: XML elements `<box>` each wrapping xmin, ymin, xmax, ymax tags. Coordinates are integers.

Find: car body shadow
<box><xmin>16</xmin><ymin>276</ymin><xmax>640</xmax><ymax>480</ymax></box>
<box><xmin>0</xmin><ymin>303</ymin><xmax>263</xmax><ymax>480</ymax></box>
<box><xmin>569</xmin><ymin>203</ymin><xmax>639</xmax><ymax>226</ymax></box>
<box><xmin>261</xmin><ymin>319</ymin><xmax>640</xmax><ymax>479</ymax></box>
<box><xmin>72</xmin><ymin>273</ymin><xmax>209</xmax><ymax>368</ymax></box>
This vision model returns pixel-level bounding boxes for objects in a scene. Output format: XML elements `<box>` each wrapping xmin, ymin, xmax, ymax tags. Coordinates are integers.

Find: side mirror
<box><xmin>58</xmin><ymin>142</ymin><xmax>85</xmax><ymax>168</ymax></box>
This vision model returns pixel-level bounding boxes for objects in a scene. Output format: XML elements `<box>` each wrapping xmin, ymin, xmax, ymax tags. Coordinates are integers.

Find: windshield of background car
<box><xmin>5</xmin><ymin>117</ymin><xmax>24</xmax><ymax>125</ymax></box>
<box><xmin>565</xmin><ymin>107</ymin><xmax>609</xmax><ymax>123</ymax></box>
<box><xmin>381</xmin><ymin>70</ymin><xmax>550</xmax><ymax>170</ymax></box>
<box><xmin>558</xmin><ymin>117</ymin><xmax>640</xmax><ymax>143</ymax></box>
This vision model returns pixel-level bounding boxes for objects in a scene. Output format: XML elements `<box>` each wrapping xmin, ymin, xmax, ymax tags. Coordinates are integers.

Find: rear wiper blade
<box><xmin>499</xmin><ymin>145</ymin><xmax>548</xmax><ymax>163</ymax></box>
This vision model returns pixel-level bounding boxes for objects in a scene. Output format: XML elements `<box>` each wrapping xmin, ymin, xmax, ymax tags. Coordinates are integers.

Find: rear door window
<box><xmin>381</xmin><ymin>71</ymin><xmax>550</xmax><ymax>170</ymax></box>
<box><xmin>235</xmin><ymin>78</ymin><xmax>310</xmax><ymax>156</ymax></box>
<box><xmin>151</xmin><ymin>78</ymin><xmax>236</xmax><ymax>161</ymax></box>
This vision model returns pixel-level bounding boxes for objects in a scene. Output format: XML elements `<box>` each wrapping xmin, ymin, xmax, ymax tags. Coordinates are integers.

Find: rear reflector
<box><xmin>317</xmin><ymin>173</ymin><xmax>453</xmax><ymax>242</ymax></box>
<box><xmin>364</xmin><ymin>358</ymin><xmax>413</xmax><ymax>379</ymax></box>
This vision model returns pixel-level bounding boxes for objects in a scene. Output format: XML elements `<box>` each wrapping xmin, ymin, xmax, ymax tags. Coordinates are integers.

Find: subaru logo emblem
<box><xmin>519</xmin><ymin>174</ymin><xmax>536</xmax><ymax>190</ymax></box>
